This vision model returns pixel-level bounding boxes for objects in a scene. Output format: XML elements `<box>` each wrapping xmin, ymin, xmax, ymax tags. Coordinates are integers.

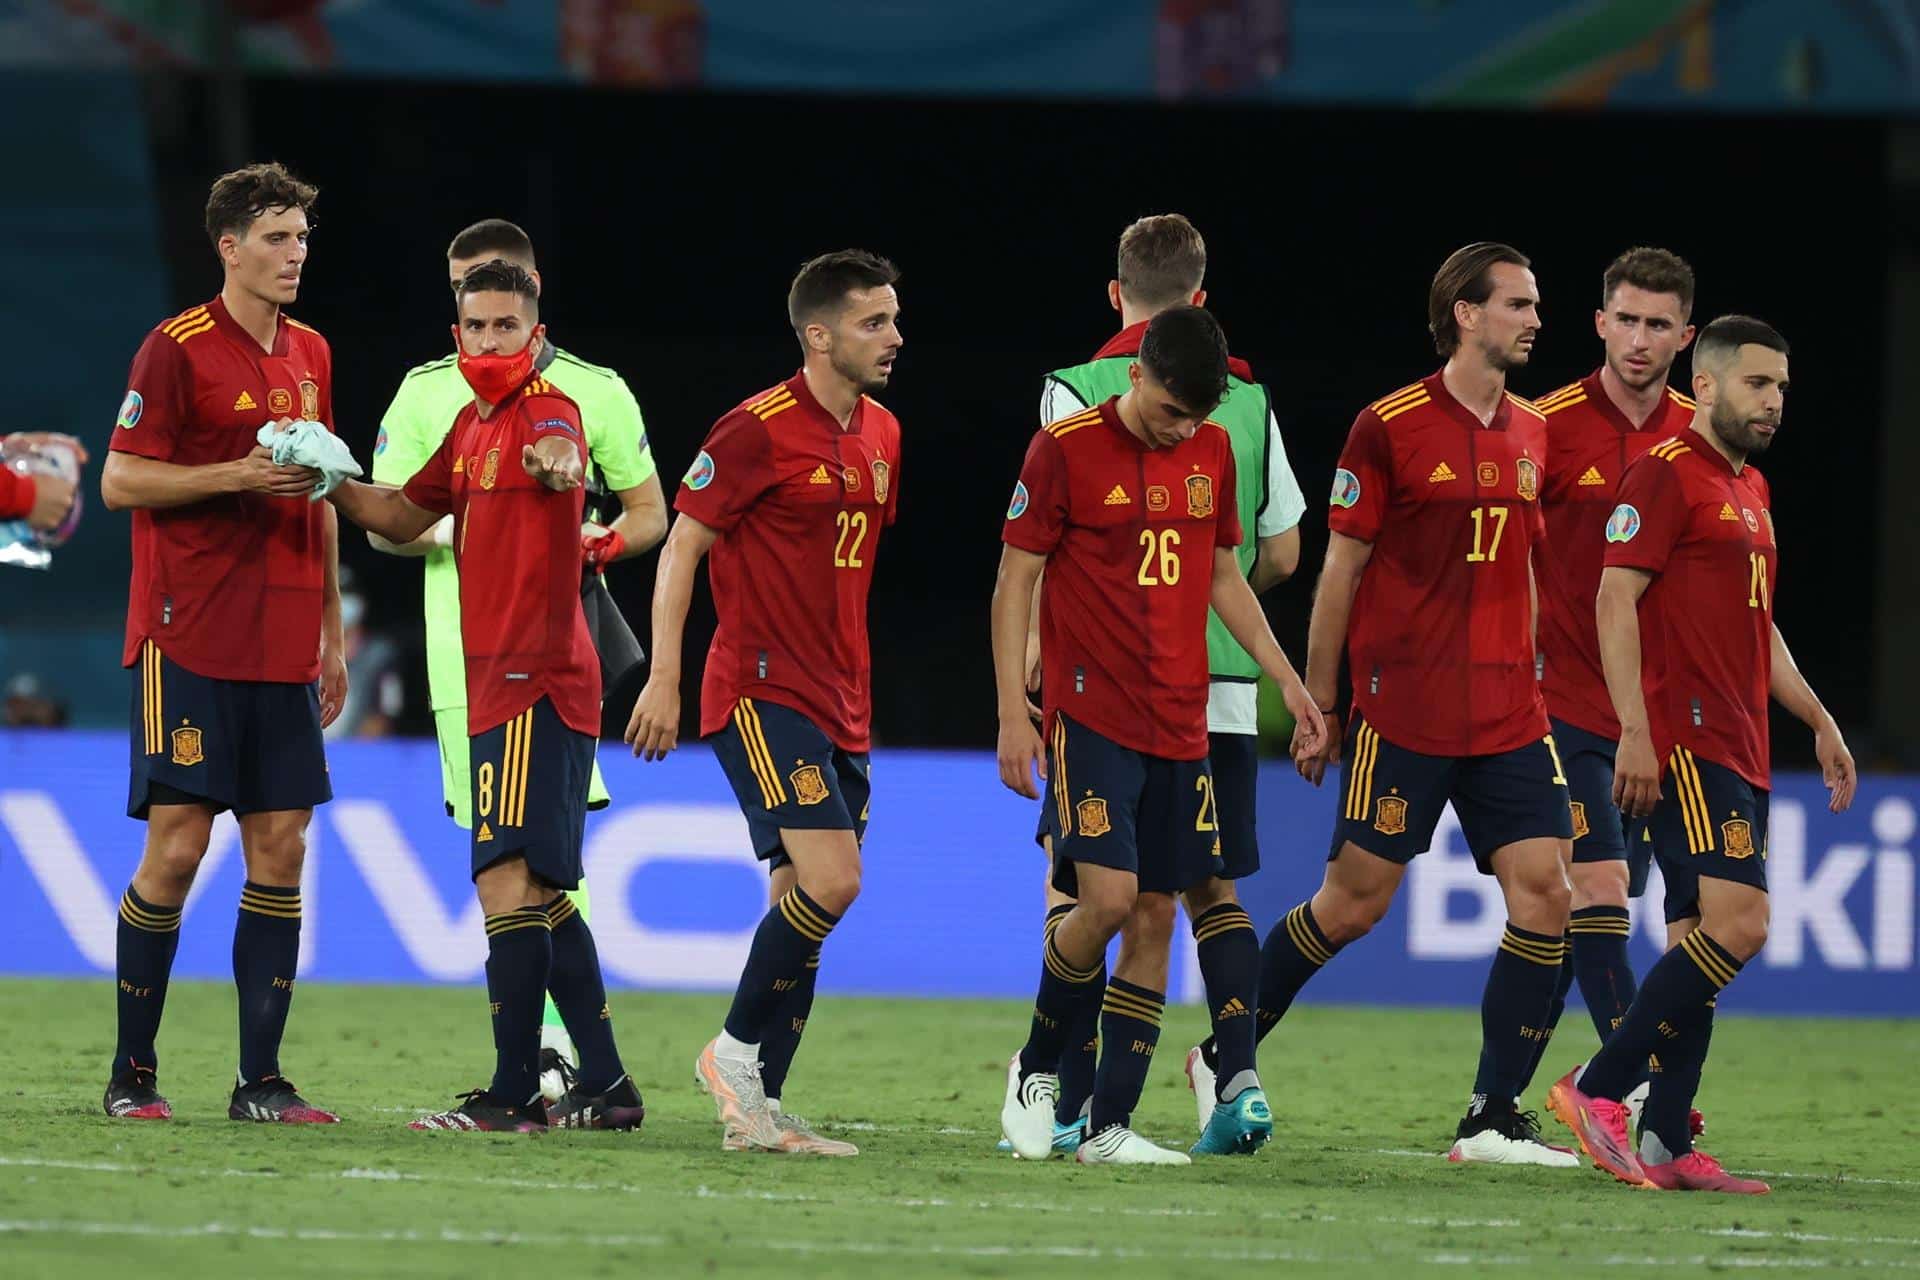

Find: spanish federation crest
<box><xmin>479</xmin><ymin>448</ymin><xmax>501</xmax><ymax>491</ymax></box>
<box><xmin>298</xmin><ymin>379</ymin><xmax>320</xmax><ymax>421</ymax></box>
<box><xmin>871</xmin><ymin>458</ymin><xmax>891</xmax><ymax>504</ymax></box>
<box><xmin>1516</xmin><ymin>456</ymin><xmax>1539</xmax><ymax>501</ymax></box>
<box><xmin>790</xmin><ymin>764</ymin><xmax>829</xmax><ymax>806</ymax></box>
<box><xmin>1075</xmin><ymin>795</ymin><xmax>1111</xmax><ymax>838</ymax></box>
<box><xmin>1570</xmin><ymin>801</ymin><xmax>1589</xmax><ymax>841</ymax></box>
<box><xmin>1721</xmin><ymin>818</ymin><xmax>1756</xmax><ymax>859</ymax></box>
<box><xmin>1374</xmin><ymin>794</ymin><xmax>1408</xmax><ymax>835</ymax></box>
<box><xmin>170</xmin><ymin>724</ymin><xmax>204</xmax><ymax>767</ymax></box>
<box><xmin>1185</xmin><ymin>473</ymin><xmax>1214</xmax><ymax>519</ymax></box>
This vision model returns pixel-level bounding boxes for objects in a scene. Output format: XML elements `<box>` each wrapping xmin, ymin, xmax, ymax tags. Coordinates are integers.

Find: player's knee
<box><xmin>248</xmin><ymin>827</ymin><xmax>307</xmax><ymax>885</ymax></box>
<box><xmin>142</xmin><ymin>840</ymin><xmax>206</xmax><ymax>897</ymax></box>
<box><xmin>1125</xmin><ymin>894</ymin><xmax>1177</xmax><ymax>950</ymax></box>
<box><xmin>1315</xmin><ymin>887</ymin><xmax>1388</xmax><ymax>945</ymax></box>
<box><xmin>1569</xmin><ymin>862</ymin><xmax>1629</xmax><ymax>911</ymax></box>
<box><xmin>1708</xmin><ymin>903</ymin><xmax>1769</xmax><ymax>961</ymax></box>
<box><xmin>803</xmin><ymin>864</ymin><xmax>861</xmax><ymax>916</ymax></box>
<box><xmin>1077</xmin><ymin>882</ymin><xmax>1136</xmax><ymax>938</ymax></box>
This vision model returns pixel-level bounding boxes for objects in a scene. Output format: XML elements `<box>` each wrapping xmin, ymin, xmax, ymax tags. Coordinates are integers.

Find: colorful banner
<box><xmin>2</xmin><ymin>2</ymin><xmax>1916</xmax><ymax>112</ymax></box>
<box><xmin>2</xmin><ymin>730</ymin><xmax>1914</xmax><ymax>1015</ymax></box>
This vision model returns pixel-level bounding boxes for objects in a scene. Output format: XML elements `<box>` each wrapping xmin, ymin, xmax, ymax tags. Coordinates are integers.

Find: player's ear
<box><xmin>1593</xmin><ymin>308</ymin><xmax>1607</xmax><ymax>340</ymax></box>
<box><xmin>217</xmin><ymin>232</ymin><xmax>240</xmax><ymax>268</ymax></box>
<box><xmin>1678</xmin><ymin>323</ymin><xmax>1697</xmax><ymax>351</ymax></box>
<box><xmin>1107</xmin><ymin>280</ymin><xmax>1122</xmax><ymax>314</ymax></box>
<box><xmin>805</xmin><ymin>321</ymin><xmax>831</xmax><ymax>354</ymax></box>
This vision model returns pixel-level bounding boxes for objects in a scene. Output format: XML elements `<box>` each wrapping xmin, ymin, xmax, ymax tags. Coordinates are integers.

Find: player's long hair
<box><xmin>1428</xmin><ymin>242</ymin><xmax>1530</xmax><ymax>358</ymax></box>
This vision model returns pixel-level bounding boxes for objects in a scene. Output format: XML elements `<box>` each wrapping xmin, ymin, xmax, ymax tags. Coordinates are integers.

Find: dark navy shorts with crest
<box><xmin>127</xmin><ymin>639</ymin><xmax>331</xmax><ymax>819</ymax></box>
<box><xmin>1552</xmin><ymin>716</ymin><xmax>1656</xmax><ymax>897</ymax></box>
<box><xmin>1037</xmin><ymin>712</ymin><xmax>1222</xmax><ymax>896</ymax></box>
<box><xmin>709</xmin><ymin>696</ymin><xmax>870</xmax><ymax>871</ymax></box>
<box><xmin>1649</xmin><ymin>745</ymin><xmax>1769</xmax><ymax>923</ymax></box>
<box><xmin>470</xmin><ymin>697</ymin><xmax>594</xmax><ymax>890</ymax></box>
<box><xmin>1329</xmin><ymin>715</ymin><xmax>1573</xmax><ymax>873</ymax></box>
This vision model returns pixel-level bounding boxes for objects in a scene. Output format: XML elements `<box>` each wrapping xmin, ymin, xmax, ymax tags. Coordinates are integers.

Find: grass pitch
<box><xmin>0</xmin><ymin>979</ymin><xmax>1914</xmax><ymax>1278</ymax></box>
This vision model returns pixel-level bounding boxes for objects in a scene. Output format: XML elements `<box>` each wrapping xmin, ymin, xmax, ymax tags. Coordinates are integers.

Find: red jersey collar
<box><xmin>1580</xmin><ymin>367</ymin><xmax>1679</xmax><ymax>434</ymax></box>
<box><xmin>1091</xmin><ymin>321</ymin><xmax>1256</xmax><ymax>383</ymax></box>
<box><xmin>205</xmin><ymin>293</ymin><xmax>288</xmax><ymax>358</ymax></box>
<box><xmin>1424</xmin><ymin>369</ymin><xmax>1512</xmax><ymax>432</ymax></box>
<box><xmin>787</xmin><ymin>368</ymin><xmax>866</xmax><ymax>435</ymax></box>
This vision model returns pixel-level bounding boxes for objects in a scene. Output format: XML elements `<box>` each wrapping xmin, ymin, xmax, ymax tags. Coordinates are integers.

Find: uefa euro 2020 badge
<box><xmin>1006</xmin><ymin>481</ymin><xmax>1029</xmax><ymax>520</ymax></box>
<box><xmin>1605</xmin><ymin>503</ymin><xmax>1641</xmax><ymax>543</ymax></box>
<box><xmin>685</xmin><ymin>450</ymin><xmax>716</xmax><ymax>491</ymax></box>
<box><xmin>1329</xmin><ymin>468</ymin><xmax>1360</xmax><ymax>509</ymax></box>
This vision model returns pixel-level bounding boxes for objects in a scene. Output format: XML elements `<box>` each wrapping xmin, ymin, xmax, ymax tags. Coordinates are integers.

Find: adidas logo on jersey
<box><xmin>1217</xmin><ymin>997</ymin><xmax>1250</xmax><ymax>1019</ymax></box>
<box><xmin>1720</xmin><ymin>502</ymin><xmax>1740</xmax><ymax>521</ymax></box>
<box><xmin>1578</xmin><ymin>466</ymin><xmax>1606</xmax><ymax>486</ymax></box>
<box><xmin>477</xmin><ymin>822</ymin><xmax>493</xmax><ymax>842</ymax></box>
<box><xmin>809</xmin><ymin>465</ymin><xmax>833</xmax><ymax>484</ymax></box>
<box><xmin>233</xmin><ymin>390</ymin><xmax>257</xmax><ymax>411</ymax></box>
<box><xmin>1428</xmin><ymin>461</ymin><xmax>1457</xmax><ymax>483</ymax></box>
<box><xmin>1103</xmin><ymin>484</ymin><xmax>1131</xmax><ymax>505</ymax></box>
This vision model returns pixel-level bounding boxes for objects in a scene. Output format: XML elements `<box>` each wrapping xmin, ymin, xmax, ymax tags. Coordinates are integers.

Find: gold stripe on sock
<box><xmin>1100</xmin><ymin>988</ymin><xmax>1165</xmax><ymax>1024</ymax></box>
<box><xmin>1285</xmin><ymin>904</ymin><xmax>1333</xmax><ymax>966</ymax></box>
<box><xmin>1681</xmin><ymin>930</ymin><xmax>1738</xmax><ymax>988</ymax></box>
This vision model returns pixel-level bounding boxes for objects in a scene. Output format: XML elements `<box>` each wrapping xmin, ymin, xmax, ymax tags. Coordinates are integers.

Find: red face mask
<box><xmin>454</xmin><ymin>325</ymin><xmax>542</xmax><ymax>404</ymax></box>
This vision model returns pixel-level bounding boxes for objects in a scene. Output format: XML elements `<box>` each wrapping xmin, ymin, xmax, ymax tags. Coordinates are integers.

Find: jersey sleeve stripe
<box><xmin>746</xmin><ymin>387</ymin><xmax>795</xmax><ymax>415</ymax></box>
<box><xmin>1369</xmin><ymin>382</ymin><xmax>1427</xmax><ymax>413</ymax></box>
<box><xmin>1533</xmin><ymin>383</ymin><xmax>1584</xmax><ymax>410</ymax></box>
<box><xmin>285</xmin><ymin>317</ymin><xmax>319</xmax><ymax>334</ymax></box>
<box><xmin>1667</xmin><ymin>388</ymin><xmax>1697</xmax><ymax>407</ymax></box>
<box><xmin>1505</xmin><ymin>393</ymin><xmax>1547</xmax><ymax>421</ymax></box>
<box><xmin>1377</xmin><ymin>393</ymin><xmax>1431</xmax><ymax>422</ymax></box>
<box><xmin>170</xmin><ymin>318</ymin><xmax>216</xmax><ymax>344</ymax></box>
<box><xmin>1045</xmin><ymin>408</ymin><xmax>1103</xmax><ymax>435</ymax></box>
<box><xmin>1540</xmin><ymin>392</ymin><xmax>1589</xmax><ymax>415</ymax></box>
<box><xmin>159</xmin><ymin>307</ymin><xmax>209</xmax><ymax>338</ymax></box>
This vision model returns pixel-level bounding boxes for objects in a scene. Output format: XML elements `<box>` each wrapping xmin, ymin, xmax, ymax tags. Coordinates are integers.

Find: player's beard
<box><xmin>829</xmin><ymin>345</ymin><xmax>888</xmax><ymax>395</ymax></box>
<box><xmin>1482</xmin><ymin>334</ymin><xmax>1533</xmax><ymax>373</ymax></box>
<box><xmin>1709</xmin><ymin>397</ymin><xmax>1775</xmax><ymax>457</ymax></box>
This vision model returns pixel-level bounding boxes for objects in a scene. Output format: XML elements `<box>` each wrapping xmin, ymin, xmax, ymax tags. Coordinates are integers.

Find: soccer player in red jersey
<box><xmin>994</xmin><ymin>306</ymin><xmax>1325</xmax><ymax>1166</ymax></box>
<box><xmin>625</xmin><ymin>250</ymin><xmax>903</xmax><ymax>1156</ymax></box>
<box><xmin>97</xmin><ymin>164</ymin><xmax>345</xmax><ymax>1125</ymax></box>
<box><xmin>326</xmin><ymin>260</ymin><xmax>645</xmax><ymax>1134</ymax></box>
<box><xmin>1548</xmin><ymin>316</ymin><xmax>1856</xmax><ymax>1192</ymax></box>
<box><xmin>1521</xmin><ymin>248</ymin><xmax>1699</xmax><ymax>1101</ymax></box>
<box><xmin>1264</xmin><ymin>243</ymin><xmax>1579</xmax><ymax>1166</ymax></box>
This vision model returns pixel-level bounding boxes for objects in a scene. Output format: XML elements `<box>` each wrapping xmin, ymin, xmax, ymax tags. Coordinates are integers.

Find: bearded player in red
<box><xmin>1549</xmin><ymin>316</ymin><xmax>1856</xmax><ymax>1192</ymax></box>
<box><xmin>994</xmin><ymin>306</ymin><xmax>1325</xmax><ymax>1166</ymax></box>
<box><xmin>1263</xmin><ymin>243</ymin><xmax>1579</xmax><ymax>1165</ymax></box>
<box><xmin>99</xmin><ymin>163</ymin><xmax>345</xmax><ymax>1125</ymax></box>
<box><xmin>1518</xmin><ymin>247</ymin><xmax>1699</xmax><ymax>1109</ymax></box>
<box><xmin>327</xmin><ymin>260</ymin><xmax>645</xmax><ymax>1134</ymax></box>
<box><xmin>626</xmin><ymin>251</ymin><xmax>902</xmax><ymax>1156</ymax></box>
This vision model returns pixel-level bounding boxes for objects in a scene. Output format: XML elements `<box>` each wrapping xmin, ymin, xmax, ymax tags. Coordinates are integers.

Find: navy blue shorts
<box><xmin>709</xmin><ymin>697</ymin><xmax>870</xmax><ymax>871</ymax></box>
<box><xmin>1330</xmin><ymin>716</ymin><xmax>1573</xmax><ymax>873</ymax></box>
<box><xmin>1208</xmin><ymin>730</ymin><xmax>1260</xmax><ymax>880</ymax></box>
<box><xmin>1650</xmin><ymin>746</ymin><xmax>1769</xmax><ymax>924</ymax></box>
<box><xmin>1552</xmin><ymin>717</ymin><xmax>1656</xmax><ymax>897</ymax></box>
<box><xmin>127</xmin><ymin>640</ymin><xmax>331</xmax><ymax>819</ymax></box>
<box><xmin>470</xmin><ymin>697</ymin><xmax>594</xmax><ymax>890</ymax></box>
<box><xmin>1040</xmin><ymin>713</ymin><xmax>1222</xmax><ymax>897</ymax></box>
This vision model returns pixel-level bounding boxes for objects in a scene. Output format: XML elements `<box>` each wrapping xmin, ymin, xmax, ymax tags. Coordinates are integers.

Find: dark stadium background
<box><xmin>65</xmin><ymin>81</ymin><xmax>1905</xmax><ymax>764</ymax></box>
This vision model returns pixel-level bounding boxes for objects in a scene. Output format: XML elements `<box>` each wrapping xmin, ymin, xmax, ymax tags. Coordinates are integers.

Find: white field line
<box><xmin>4</xmin><ymin>1155</ymin><xmax>1918</xmax><ymax>1253</ymax></box>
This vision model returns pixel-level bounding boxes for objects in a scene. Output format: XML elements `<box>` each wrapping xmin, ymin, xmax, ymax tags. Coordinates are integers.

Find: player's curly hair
<box><xmin>1603</xmin><ymin>246</ymin><xmax>1696</xmax><ymax>318</ymax></box>
<box><xmin>1138</xmin><ymin>304</ymin><xmax>1229</xmax><ymax>414</ymax></box>
<box><xmin>455</xmin><ymin>259</ymin><xmax>540</xmax><ymax>318</ymax></box>
<box><xmin>788</xmin><ymin>250</ymin><xmax>899</xmax><ymax>338</ymax></box>
<box><xmin>1118</xmin><ymin>214</ymin><xmax>1207</xmax><ymax>310</ymax></box>
<box><xmin>204</xmin><ymin>162</ymin><xmax>318</xmax><ymax>248</ymax></box>
<box><xmin>1428</xmin><ymin>242</ymin><xmax>1530</xmax><ymax>357</ymax></box>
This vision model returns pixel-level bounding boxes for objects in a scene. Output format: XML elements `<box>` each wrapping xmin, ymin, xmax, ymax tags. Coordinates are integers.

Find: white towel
<box><xmin>256</xmin><ymin>420</ymin><xmax>363</xmax><ymax>500</ymax></box>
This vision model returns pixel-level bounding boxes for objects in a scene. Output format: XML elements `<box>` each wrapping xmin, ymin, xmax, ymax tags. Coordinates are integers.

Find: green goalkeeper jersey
<box><xmin>372</xmin><ymin>343</ymin><xmax>657</xmax><ymax>713</ymax></box>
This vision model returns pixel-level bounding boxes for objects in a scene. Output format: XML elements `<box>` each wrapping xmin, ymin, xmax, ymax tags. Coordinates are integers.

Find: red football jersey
<box><xmin>1328</xmin><ymin>372</ymin><xmax>1550</xmax><ymax>757</ymax></box>
<box><xmin>111</xmin><ymin>295</ymin><xmax>334</xmax><ymax>683</ymax></box>
<box><xmin>1602</xmin><ymin>432</ymin><xmax>1775</xmax><ymax>789</ymax></box>
<box><xmin>1536</xmin><ymin>371</ymin><xmax>1698</xmax><ymax>739</ymax></box>
<box><xmin>403</xmin><ymin>377</ymin><xmax>601</xmax><ymax>738</ymax></box>
<box><xmin>675</xmin><ymin>373</ymin><xmax>902</xmax><ymax>753</ymax></box>
<box><xmin>1003</xmin><ymin>399</ymin><xmax>1242</xmax><ymax>761</ymax></box>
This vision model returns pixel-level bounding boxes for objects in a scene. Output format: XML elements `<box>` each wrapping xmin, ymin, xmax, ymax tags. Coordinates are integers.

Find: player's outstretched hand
<box><xmin>998</xmin><ymin>715</ymin><xmax>1047</xmax><ymax>800</ymax></box>
<box><xmin>236</xmin><ymin>445</ymin><xmax>321</xmax><ymax>497</ymax></box>
<box><xmin>1815</xmin><ymin>718</ymin><xmax>1857</xmax><ymax>814</ymax></box>
<box><xmin>318</xmin><ymin>644</ymin><xmax>348</xmax><ymax>729</ymax></box>
<box><xmin>523</xmin><ymin>442</ymin><xmax>583</xmax><ymax>491</ymax></box>
<box><xmin>1612</xmin><ymin>727</ymin><xmax>1662</xmax><ymax>818</ymax></box>
<box><xmin>625</xmin><ymin>676</ymin><xmax>679</xmax><ymax>761</ymax></box>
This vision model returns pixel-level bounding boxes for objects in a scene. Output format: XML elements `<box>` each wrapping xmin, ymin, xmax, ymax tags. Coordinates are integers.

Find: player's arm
<box><xmin>1248</xmin><ymin>408</ymin><xmax>1305</xmax><ymax>592</ymax></box>
<box><xmin>583</xmin><ymin>476</ymin><xmax>667</xmax><ymax>572</ymax></box>
<box><xmin>368</xmin><ymin>375</ymin><xmax>451</xmax><ymax>557</ymax></box>
<box><xmin>1210</xmin><ymin>546</ymin><xmax>1326</xmax><ymax>760</ymax></box>
<box><xmin>318</xmin><ymin>503</ymin><xmax>347</xmax><ymax>728</ymax></box>
<box><xmin>369</xmin><ymin>517</ymin><xmax>451</xmax><ymax>557</ymax></box>
<box><xmin>1595</xmin><ymin>565</ymin><xmax>1659</xmax><ymax>817</ymax></box>
<box><xmin>101</xmin><ymin>448</ymin><xmax>318</xmax><ymax>511</ymax></box>
<box><xmin>324</xmin><ymin>478</ymin><xmax>442</xmax><ymax>545</ymax></box>
<box><xmin>624</xmin><ymin>513</ymin><xmax>721</xmax><ymax>760</ymax></box>
<box><xmin>1303</xmin><ymin>529</ymin><xmax>1372</xmax><ymax>702</ymax></box>
<box><xmin>1771</xmin><ymin>623</ymin><xmax>1856</xmax><ymax>813</ymax></box>
<box><xmin>992</xmin><ymin>545</ymin><xmax>1049</xmax><ymax>799</ymax></box>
